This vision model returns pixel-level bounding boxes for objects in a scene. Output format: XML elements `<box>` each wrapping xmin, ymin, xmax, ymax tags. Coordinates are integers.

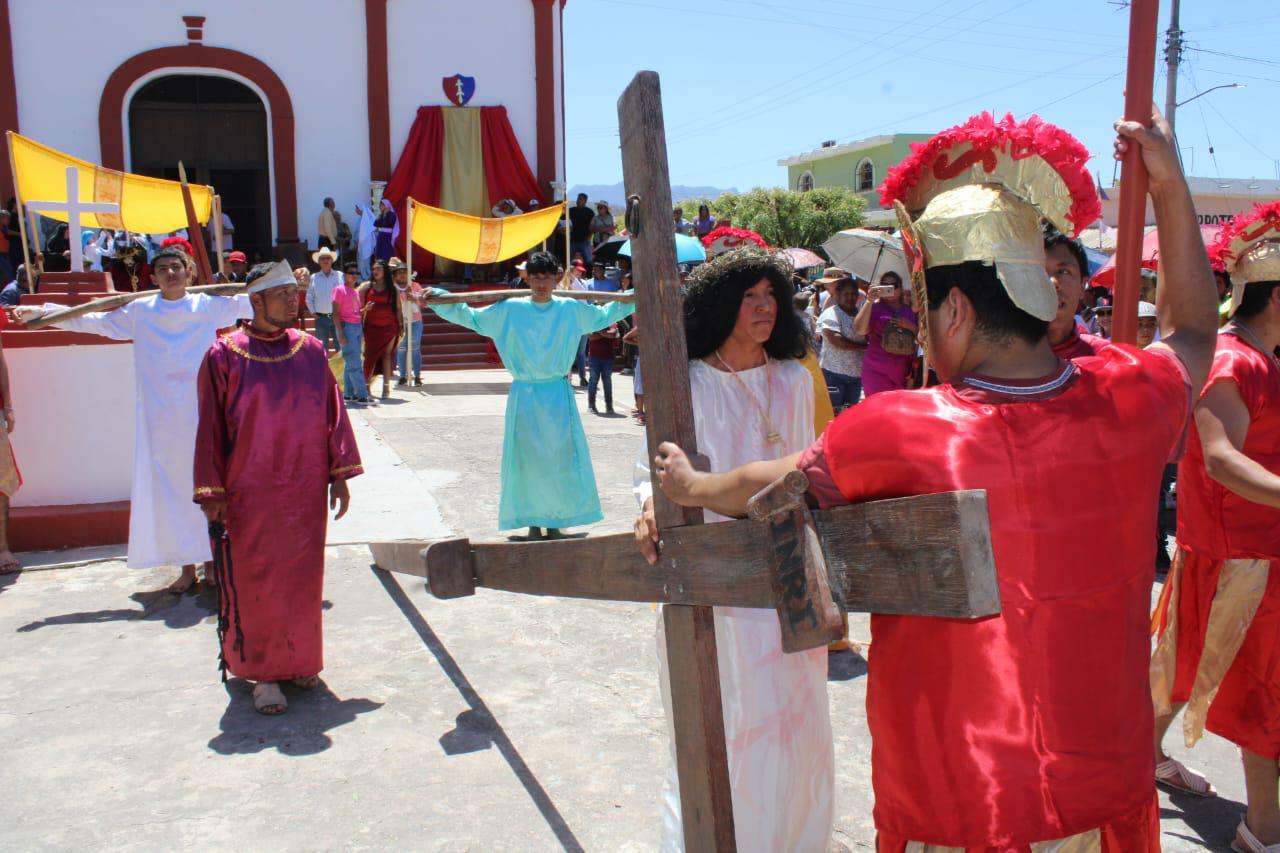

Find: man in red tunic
<box><xmin>1150</xmin><ymin>202</ymin><xmax>1280</xmax><ymax>851</ymax></box>
<box><xmin>193</xmin><ymin>260</ymin><xmax>363</xmax><ymax>715</ymax></box>
<box><xmin>648</xmin><ymin>111</ymin><xmax>1219</xmax><ymax>850</ymax></box>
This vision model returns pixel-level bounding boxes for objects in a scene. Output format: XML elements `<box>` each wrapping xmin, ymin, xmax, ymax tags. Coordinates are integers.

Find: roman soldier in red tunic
<box><xmin>1150</xmin><ymin>201</ymin><xmax>1280</xmax><ymax>852</ymax></box>
<box><xmin>646</xmin><ymin>109</ymin><xmax>1220</xmax><ymax>850</ymax></box>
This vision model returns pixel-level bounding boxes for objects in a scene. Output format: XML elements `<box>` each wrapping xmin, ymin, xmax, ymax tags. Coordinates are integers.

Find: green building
<box><xmin>779</xmin><ymin>133</ymin><xmax>932</xmax><ymax>225</ymax></box>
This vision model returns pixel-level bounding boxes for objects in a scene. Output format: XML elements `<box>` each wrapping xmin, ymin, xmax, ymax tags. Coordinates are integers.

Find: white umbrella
<box><xmin>822</xmin><ymin>228</ymin><xmax>908</xmax><ymax>285</ymax></box>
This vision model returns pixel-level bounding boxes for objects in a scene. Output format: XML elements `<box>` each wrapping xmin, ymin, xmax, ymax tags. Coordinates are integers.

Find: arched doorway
<box><xmin>128</xmin><ymin>74</ymin><xmax>271</xmax><ymax>261</ymax></box>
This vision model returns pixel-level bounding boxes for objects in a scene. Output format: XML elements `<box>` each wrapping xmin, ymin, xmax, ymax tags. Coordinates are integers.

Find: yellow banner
<box><xmin>9</xmin><ymin>131</ymin><xmax>212</xmax><ymax>233</ymax></box>
<box><xmin>408</xmin><ymin>199</ymin><xmax>564</xmax><ymax>264</ymax></box>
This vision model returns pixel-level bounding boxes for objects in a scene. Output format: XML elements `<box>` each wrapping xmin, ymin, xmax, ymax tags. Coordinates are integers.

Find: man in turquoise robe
<box><xmin>427</xmin><ymin>252</ymin><xmax>634</xmax><ymax>539</ymax></box>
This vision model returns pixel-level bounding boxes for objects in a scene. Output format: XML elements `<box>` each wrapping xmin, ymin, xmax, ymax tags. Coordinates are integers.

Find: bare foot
<box><xmin>292</xmin><ymin>675</ymin><xmax>320</xmax><ymax>690</ymax></box>
<box><xmin>167</xmin><ymin>566</ymin><xmax>198</xmax><ymax>594</ymax></box>
<box><xmin>0</xmin><ymin>549</ymin><xmax>19</xmax><ymax>574</ymax></box>
<box><xmin>253</xmin><ymin>682</ymin><xmax>287</xmax><ymax>715</ymax></box>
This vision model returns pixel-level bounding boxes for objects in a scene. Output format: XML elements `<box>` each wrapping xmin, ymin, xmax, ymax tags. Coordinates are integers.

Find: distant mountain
<box><xmin>569</xmin><ymin>182</ymin><xmax>737</xmax><ymax>208</ymax></box>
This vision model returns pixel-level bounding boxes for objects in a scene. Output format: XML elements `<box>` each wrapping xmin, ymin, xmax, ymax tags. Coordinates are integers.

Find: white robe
<box><xmin>634</xmin><ymin>358</ymin><xmax>835</xmax><ymax>853</ymax></box>
<box><xmin>47</xmin><ymin>292</ymin><xmax>252</xmax><ymax>568</ymax></box>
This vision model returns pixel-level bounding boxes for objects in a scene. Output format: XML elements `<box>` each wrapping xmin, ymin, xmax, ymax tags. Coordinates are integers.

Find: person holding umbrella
<box><xmin>853</xmin><ymin>270</ymin><xmax>917</xmax><ymax>395</ymax></box>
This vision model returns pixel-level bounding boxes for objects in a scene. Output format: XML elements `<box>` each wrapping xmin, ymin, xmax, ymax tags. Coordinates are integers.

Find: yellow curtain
<box><xmin>436</xmin><ymin>108</ymin><xmax>486</xmax><ymax>276</ymax></box>
<box><xmin>408</xmin><ymin>200</ymin><xmax>564</xmax><ymax>265</ymax></box>
<box><xmin>9</xmin><ymin>131</ymin><xmax>212</xmax><ymax>232</ymax></box>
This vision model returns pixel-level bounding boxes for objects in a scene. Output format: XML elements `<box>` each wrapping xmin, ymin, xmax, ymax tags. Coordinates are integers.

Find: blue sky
<box><xmin>563</xmin><ymin>0</ymin><xmax>1280</xmax><ymax>192</ymax></box>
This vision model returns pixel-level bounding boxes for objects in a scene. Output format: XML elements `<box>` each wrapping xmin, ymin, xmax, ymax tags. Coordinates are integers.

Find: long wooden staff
<box><xmin>403</xmin><ymin>200</ymin><xmax>414</xmax><ymax>377</ymax></box>
<box><xmin>176</xmin><ymin>162</ymin><xmax>215</xmax><ymax>286</ymax></box>
<box><xmin>21</xmin><ymin>282</ymin><xmax>245</xmax><ymax>330</ymax></box>
<box><xmin>212</xmin><ymin>194</ymin><xmax>226</xmax><ymax>278</ymax></box>
<box><xmin>1112</xmin><ymin>0</ymin><xmax>1160</xmax><ymax>346</ymax></box>
<box><xmin>422</xmin><ymin>288</ymin><xmax>635</xmax><ymax>306</ymax></box>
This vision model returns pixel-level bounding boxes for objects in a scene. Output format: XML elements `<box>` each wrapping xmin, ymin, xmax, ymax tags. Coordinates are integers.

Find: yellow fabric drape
<box><xmin>9</xmin><ymin>132</ymin><xmax>212</xmax><ymax>232</ymax></box>
<box><xmin>435</xmin><ymin>107</ymin><xmax>485</xmax><ymax>277</ymax></box>
<box><xmin>408</xmin><ymin>200</ymin><xmax>565</xmax><ymax>265</ymax></box>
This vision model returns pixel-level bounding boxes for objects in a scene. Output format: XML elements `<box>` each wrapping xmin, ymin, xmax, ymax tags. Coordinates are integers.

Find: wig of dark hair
<box><xmin>683</xmin><ymin>247</ymin><xmax>809</xmax><ymax>361</ymax></box>
<box><xmin>925</xmin><ymin>261</ymin><xmax>1048</xmax><ymax>346</ymax></box>
<box><xmin>1235</xmin><ymin>281</ymin><xmax>1280</xmax><ymax>320</ymax></box>
<box><xmin>525</xmin><ymin>251</ymin><xmax>560</xmax><ymax>276</ymax></box>
<box><xmin>1042</xmin><ymin>222</ymin><xmax>1090</xmax><ymax>281</ymax></box>
<box><xmin>151</xmin><ymin>246</ymin><xmax>190</xmax><ymax>267</ymax></box>
<box><xmin>244</xmin><ymin>262</ymin><xmax>279</xmax><ymax>286</ymax></box>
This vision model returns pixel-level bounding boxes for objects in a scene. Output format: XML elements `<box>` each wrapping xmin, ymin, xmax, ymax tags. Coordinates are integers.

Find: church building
<box><xmin>0</xmin><ymin>0</ymin><xmax>567</xmax><ymax>261</ymax></box>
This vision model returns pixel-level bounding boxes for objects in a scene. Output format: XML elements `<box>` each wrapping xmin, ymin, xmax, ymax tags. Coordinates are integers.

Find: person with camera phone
<box><xmin>854</xmin><ymin>270</ymin><xmax>918</xmax><ymax>395</ymax></box>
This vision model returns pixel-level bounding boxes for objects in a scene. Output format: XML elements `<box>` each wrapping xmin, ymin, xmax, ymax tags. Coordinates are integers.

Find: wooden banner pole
<box><xmin>403</xmin><ymin>200</ymin><xmax>414</xmax><ymax>380</ymax></box>
<box><xmin>1112</xmin><ymin>0</ymin><xmax>1161</xmax><ymax>346</ymax></box>
<box><xmin>212</xmin><ymin>195</ymin><xmax>226</xmax><ymax>278</ymax></box>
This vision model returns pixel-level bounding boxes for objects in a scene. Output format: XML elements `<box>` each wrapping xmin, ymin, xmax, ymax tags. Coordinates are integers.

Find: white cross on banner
<box><xmin>26</xmin><ymin>166</ymin><xmax>122</xmax><ymax>273</ymax></box>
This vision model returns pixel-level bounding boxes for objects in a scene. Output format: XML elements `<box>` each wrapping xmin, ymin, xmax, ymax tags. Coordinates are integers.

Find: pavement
<box><xmin>0</xmin><ymin>368</ymin><xmax>1250</xmax><ymax>851</ymax></box>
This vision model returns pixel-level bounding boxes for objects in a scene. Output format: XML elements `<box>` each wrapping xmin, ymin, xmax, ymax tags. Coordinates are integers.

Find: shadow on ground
<box><xmin>1161</xmin><ymin>789</ymin><xmax>1245</xmax><ymax>853</ymax></box>
<box><xmin>0</xmin><ymin>570</ymin><xmax>17</xmax><ymax>597</ymax></box>
<box><xmin>15</xmin><ymin>582</ymin><xmax>219</xmax><ymax>632</ymax></box>
<box><xmin>208</xmin><ymin>678</ymin><xmax>383</xmax><ymax>757</ymax></box>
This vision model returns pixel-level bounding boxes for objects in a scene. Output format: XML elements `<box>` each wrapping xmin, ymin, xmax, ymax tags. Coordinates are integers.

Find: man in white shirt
<box><xmin>220</xmin><ymin>211</ymin><xmax>235</xmax><ymax>250</ymax></box>
<box><xmin>318</xmin><ymin>197</ymin><xmax>339</xmax><ymax>250</ymax></box>
<box><xmin>305</xmin><ymin>246</ymin><xmax>341</xmax><ymax>351</ymax></box>
<box><xmin>817</xmin><ymin>276</ymin><xmax>867</xmax><ymax>410</ymax></box>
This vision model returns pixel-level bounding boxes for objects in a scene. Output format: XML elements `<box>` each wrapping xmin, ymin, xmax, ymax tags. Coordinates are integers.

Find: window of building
<box><xmin>855</xmin><ymin>159</ymin><xmax>874</xmax><ymax>192</ymax></box>
<box><xmin>798</xmin><ymin>170</ymin><xmax>815</xmax><ymax>192</ymax></box>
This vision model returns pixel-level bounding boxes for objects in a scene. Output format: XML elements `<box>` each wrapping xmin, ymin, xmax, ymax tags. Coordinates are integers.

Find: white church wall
<box><xmin>386</xmin><ymin>0</ymin><xmax>540</xmax><ymax>182</ymax></box>
<box><xmin>8</xmin><ymin>344</ymin><xmax>136</xmax><ymax>507</ymax></box>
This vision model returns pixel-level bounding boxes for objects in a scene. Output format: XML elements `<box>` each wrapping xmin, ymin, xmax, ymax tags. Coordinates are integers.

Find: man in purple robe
<box><xmin>193</xmin><ymin>261</ymin><xmax>363</xmax><ymax>715</ymax></box>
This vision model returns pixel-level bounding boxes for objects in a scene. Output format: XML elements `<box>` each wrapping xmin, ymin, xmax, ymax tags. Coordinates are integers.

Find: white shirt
<box><xmin>818</xmin><ymin>303</ymin><xmax>865</xmax><ymax>377</ymax></box>
<box><xmin>220</xmin><ymin>212</ymin><xmax>235</xmax><ymax>250</ymax></box>
<box><xmin>307</xmin><ymin>268</ymin><xmax>341</xmax><ymax>314</ymax></box>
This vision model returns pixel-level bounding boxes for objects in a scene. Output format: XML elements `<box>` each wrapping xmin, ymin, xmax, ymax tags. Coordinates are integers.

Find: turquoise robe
<box><xmin>429</xmin><ymin>296</ymin><xmax>635</xmax><ymax>530</ymax></box>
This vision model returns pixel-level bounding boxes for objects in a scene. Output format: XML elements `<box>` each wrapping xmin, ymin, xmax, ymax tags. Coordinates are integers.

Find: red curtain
<box><xmin>480</xmin><ymin>106</ymin><xmax>548</xmax><ymax>212</ymax></box>
<box><xmin>383</xmin><ymin>107</ymin><xmax>444</xmax><ymax>277</ymax></box>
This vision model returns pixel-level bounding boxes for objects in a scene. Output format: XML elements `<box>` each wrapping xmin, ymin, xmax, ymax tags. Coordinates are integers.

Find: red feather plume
<box><xmin>701</xmin><ymin>226</ymin><xmax>770</xmax><ymax>250</ymax></box>
<box><xmin>1208</xmin><ymin>201</ymin><xmax>1280</xmax><ymax>273</ymax></box>
<box><xmin>879</xmin><ymin>112</ymin><xmax>1101</xmax><ymax>234</ymax></box>
<box><xmin>160</xmin><ymin>235</ymin><xmax>195</xmax><ymax>258</ymax></box>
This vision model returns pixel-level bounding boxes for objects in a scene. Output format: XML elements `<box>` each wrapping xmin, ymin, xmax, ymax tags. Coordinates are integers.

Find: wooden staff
<box><xmin>27</xmin><ymin>207</ymin><xmax>41</xmax><ymax>276</ymax></box>
<box><xmin>176</xmin><ymin>162</ymin><xmax>214</xmax><ymax>286</ymax></box>
<box><xmin>422</xmin><ymin>288</ymin><xmax>635</xmax><ymax>305</ymax></box>
<box><xmin>212</xmin><ymin>194</ymin><xmax>226</xmax><ymax>278</ymax></box>
<box><xmin>6</xmin><ymin>133</ymin><xmax>34</xmax><ymax>291</ymax></box>
<box><xmin>403</xmin><ymin>200</ymin><xmax>415</xmax><ymax>378</ymax></box>
<box><xmin>20</xmin><ymin>282</ymin><xmax>245</xmax><ymax>330</ymax></box>
<box><xmin>1112</xmin><ymin>0</ymin><xmax>1161</xmax><ymax>346</ymax></box>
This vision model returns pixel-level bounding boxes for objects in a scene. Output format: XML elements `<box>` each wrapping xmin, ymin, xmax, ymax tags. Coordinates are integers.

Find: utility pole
<box><xmin>1164</xmin><ymin>0</ymin><xmax>1182</xmax><ymax>134</ymax></box>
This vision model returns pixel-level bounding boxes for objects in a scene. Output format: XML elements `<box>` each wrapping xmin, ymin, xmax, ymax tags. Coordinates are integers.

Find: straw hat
<box><xmin>311</xmin><ymin>246</ymin><xmax>339</xmax><ymax>263</ymax></box>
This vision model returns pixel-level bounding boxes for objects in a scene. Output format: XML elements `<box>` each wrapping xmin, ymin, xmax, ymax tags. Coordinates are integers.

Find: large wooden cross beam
<box><xmin>371</xmin><ymin>72</ymin><xmax>1000</xmax><ymax>851</ymax></box>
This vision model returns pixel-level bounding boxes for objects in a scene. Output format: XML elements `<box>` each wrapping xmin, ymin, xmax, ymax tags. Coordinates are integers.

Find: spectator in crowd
<box><xmin>293</xmin><ymin>266</ymin><xmax>312</xmax><ymax>330</ymax></box>
<box><xmin>361</xmin><ymin>258</ymin><xmax>401</xmax><ymax>399</ymax></box>
<box><xmin>568</xmin><ymin>193</ymin><xmax>595</xmax><ymax>264</ymax></box>
<box><xmin>818</xmin><ymin>277</ymin><xmax>867</xmax><ymax>410</ymax></box>
<box><xmin>588</xmin><ymin>260</ymin><xmax>621</xmax><ymax>293</ymax></box>
<box><xmin>673</xmin><ymin>206</ymin><xmax>694</xmax><ymax>236</ymax></box>
<box><xmin>491</xmin><ymin>198</ymin><xmax>522</xmax><ymax>217</ymax></box>
<box><xmin>220</xmin><ymin>210</ymin><xmax>235</xmax><ymax>251</ymax></box>
<box><xmin>623</xmin><ymin>322</ymin><xmax>643</xmax><ymax>424</ymax></box>
<box><xmin>808</xmin><ymin>266</ymin><xmax>847</xmax><ymax>337</ymax></box>
<box><xmin>43</xmin><ymin>224</ymin><xmax>70</xmax><ymax>272</ymax></box>
<box><xmin>224</xmin><ymin>250</ymin><xmax>249</xmax><ymax>283</ymax></box>
<box><xmin>853</xmin><ymin>270</ymin><xmax>918</xmax><ymax>396</ymax></box>
<box><xmin>0</xmin><ymin>264</ymin><xmax>36</xmax><ymax>307</ymax></box>
<box><xmin>395</xmin><ymin>264</ymin><xmax>425</xmax><ymax>386</ymax></box>
<box><xmin>794</xmin><ymin>291</ymin><xmax>813</xmax><ymax>340</ymax></box>
<box><xmin>318</xmin><ymin>197</ymin><xmax>339</xmax><ymax>250</ymax></box>
<box><xmin>0</xmin><ymin>210</ymin><xmax>12</xmax><ymax>282</ymax></box>
<box><xmin>373</xmin><ymin>199</ymin><xmax>398</xmax><ymax>263</ymax></box>
<box><xmin>332</xmin><ymin>262</ymin><xmax>371</xmax><ymax>404</ymax></box>
<box><xmin>306</xmin><ymin>247</ymin><xmax>341</xmax><ymax>351</ymax></box>
<box><xmin>591</xmin><ymin>201</ymin><xmax>616</xmax><ymax>247</ymax></box>
<box><xmin>1137</xmin><ymin>300</ymin><xmax>1159</xmax><ymax>348</ymax></box>
<box><xmin>335</xmin><ymin>211</ymin><xmax>353</xmax><ymax>265</ymax></box>
<box><xmin>3</xmin><ymin>204</ymin><xmax>21</xmax><ymax>275</ymax></box>
<box><xmin>586</xmin><ymin>321</ymin><xmax>619</xmax><ymax>415</ymax></box>
<box><xmin>694</xmin><ymin>204</ymin><xmax>716</xmax><ymax>238</ymax></box>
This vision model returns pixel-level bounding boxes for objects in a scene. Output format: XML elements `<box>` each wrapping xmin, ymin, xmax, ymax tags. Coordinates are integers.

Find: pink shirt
<box><xmin>330</xmin><ymin>284</ymin><xmax>361</xmax><ymax>324</ymax></box>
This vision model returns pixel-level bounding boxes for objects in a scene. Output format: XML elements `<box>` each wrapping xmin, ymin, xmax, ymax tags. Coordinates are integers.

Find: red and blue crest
<box><xmin>442</xmin><ymin>74</ymin><xmax>476</xmax><ymax>107</ymax></box>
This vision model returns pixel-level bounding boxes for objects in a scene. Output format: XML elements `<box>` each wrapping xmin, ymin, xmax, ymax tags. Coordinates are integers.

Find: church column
<box><xmin>0</xmin><ymin>0</ymin><xmax>20</xmax><ymax>198</ymax></box>
<box><xmin>365</xmin><ymin>0</ymin><xmax>390</xmax><ymax>181</ymax></box>
<box><xmin>531</xmin><ymin>0</ymin><xmax>557</xmax><ymax>195</ymax></box>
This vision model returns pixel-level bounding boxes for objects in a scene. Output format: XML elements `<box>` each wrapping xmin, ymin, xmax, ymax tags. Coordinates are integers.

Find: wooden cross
<box><xmin>370</xmin><ymin>72</ymin><xmax>1000</xmax><ymax>851</ymax></box>
<box><xmin>25</xmin><ymin>166</ymin><xmax>121</xmax><ymax>274</ymax></box>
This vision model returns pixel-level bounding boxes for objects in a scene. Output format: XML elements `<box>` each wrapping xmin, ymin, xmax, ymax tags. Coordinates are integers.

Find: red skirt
<box><xmin>362</xmin><ymin>315</ymin><xmax>400</xmax><ymax>380</ymax></box>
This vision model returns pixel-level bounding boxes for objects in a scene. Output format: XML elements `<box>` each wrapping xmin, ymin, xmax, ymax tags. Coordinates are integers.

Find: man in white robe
<box><xmin>16</xmin><ymin>245</ymin><xmax>251</xmax><ymax>592</ymax></box>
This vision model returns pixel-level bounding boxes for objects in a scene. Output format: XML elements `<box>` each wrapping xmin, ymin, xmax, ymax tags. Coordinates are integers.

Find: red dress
<box><xmin>800</xmin><ymin>346</ymin><xmax>1190</xmax><ymax>850</ymax></box>
<box><xmin>193</xmin><ymin>328</ymin><xmax>363</xmax><ymax>682</ymax></box>
<box><xmin>361</xmin><ymin>285</ymin><xmax>400</xmax><ymax>380</ymax></box>
<box><xmin>1157</xmin><ymin>331</ymin><xmax>1280</xmax><ymax>758</ymax></box>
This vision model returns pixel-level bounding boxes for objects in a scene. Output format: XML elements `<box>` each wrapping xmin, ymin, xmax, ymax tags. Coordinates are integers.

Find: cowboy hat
<box><xmin>311</xmin><ymin>246</ymin><xmax>339</xmax><ymax>263</ymax></box>
<box><xmin>386</xmin><ymin>256</ymin><xmax>407</xmax><ymax>270</ymax></box>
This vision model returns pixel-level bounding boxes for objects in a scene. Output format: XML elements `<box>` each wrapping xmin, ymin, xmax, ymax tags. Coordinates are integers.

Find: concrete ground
<box><xmin>0</xmin><ymin>368</ymin><xmax>1250</xmax><ymax>851</ymax></box>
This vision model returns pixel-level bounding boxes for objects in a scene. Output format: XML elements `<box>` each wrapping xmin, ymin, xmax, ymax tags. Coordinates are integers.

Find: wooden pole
<box><xmin>212</xmin><ymin>195</ymin><xmax>226</xmax><ymax>278</ymax></box>
<box><xmin>619</xmin><ymin>71</ymin><xmax>736</xmax><ymax>852</ymax></box>
<box><xmin>1113</xmin><ymin>0</ymin><xmax>1161</xmax><ymax>346</ymax></box>
<box><xmin>6</xmin><ymin>132</ymin><xmax>33</xmax><ymax>292</ymax></box>
<box><xmin>176</xmin><ymin>162</ymin><xmax>214</xmax><ymax>286</ymax></box>
<box><xmin>27</xmin><ymin>207</ymin><xmax>41</xmax><ymax>276</ymax></box>
<box><xmin>22</xmin><ymin>282</ymin><xmax>245</xmax><ymax>330</ymax></box>
<box><xmin>403</xmin><ymin>199</ymin><xmax>414</xmax><ymax>379</ymax></box>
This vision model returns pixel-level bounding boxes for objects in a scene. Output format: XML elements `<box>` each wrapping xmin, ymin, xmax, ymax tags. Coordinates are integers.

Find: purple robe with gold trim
<box><xmin>193</xmin><ymin>327</ymin><xmax>362</xmax><ymax>682</ymax></box>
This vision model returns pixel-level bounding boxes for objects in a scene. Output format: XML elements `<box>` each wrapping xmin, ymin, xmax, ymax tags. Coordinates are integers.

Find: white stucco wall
<box><xmin>8</xmin><ymin>344</ymin><xmax>136</xmax><ymax>507</ymax></box>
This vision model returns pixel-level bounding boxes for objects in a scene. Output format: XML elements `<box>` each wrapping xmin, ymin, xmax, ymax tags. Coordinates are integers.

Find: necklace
<box><xmin>1228</xmin><ymin>321</ymin><xmax>1280</xmax><ymax>368</ymax></box>
<box><xmin>713</xmin><ymin>349</ymin><xmax>782</xmax><ymax>446</ymax></box>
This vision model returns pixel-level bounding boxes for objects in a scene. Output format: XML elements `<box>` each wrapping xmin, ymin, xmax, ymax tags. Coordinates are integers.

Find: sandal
<box><xmin>1233</xmin><ymin>819</ymin><xmax>1280</xmax><ymax>852</ymax></box>
<box><xmin>292</xmin><ymin>675</ymin><xmax>320</xmax><ymax>690</ymax></box>
<box><xmin>0</xmin><ymin>549</ymin><xmax>21</xmax><ymax>574</ymax></box>
<box><xmin>253</xmin><ymin>682</ymin><xmax>287</xmax><ymax>715</ymax></box>
<box><xmin>1156</xmin><ymin>756</ymin><xmax>1216</xmax><ymax>797</ymax></box>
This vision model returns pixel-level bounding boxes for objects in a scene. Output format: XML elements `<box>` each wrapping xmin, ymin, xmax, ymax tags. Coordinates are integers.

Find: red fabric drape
<box><xmin>383</xmin><ymin>107</ymin><xmax>444</xmax><ymax>277</ymax></box>
<box><xmin>480</xmin><ymin>106</ymin><xmax>548</xmax><ymax>212</ymax></box>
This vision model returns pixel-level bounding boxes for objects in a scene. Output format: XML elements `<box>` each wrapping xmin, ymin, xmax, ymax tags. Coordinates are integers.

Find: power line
<box><xmin>1202</xmin><ymin>99</ymin><xmax>1279</xmax><ymax>164</ymax></box>
<box><xmin>1184</xmin><ymin>47</ymin><xmax>1280</xmax><ymax>69</ymax></box>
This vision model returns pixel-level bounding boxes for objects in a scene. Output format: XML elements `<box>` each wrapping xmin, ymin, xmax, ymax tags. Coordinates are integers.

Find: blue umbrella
<box><xmin>618</xmin><ymin>233</ymin><xmax>707</xmax><ymax>264</ymax></box>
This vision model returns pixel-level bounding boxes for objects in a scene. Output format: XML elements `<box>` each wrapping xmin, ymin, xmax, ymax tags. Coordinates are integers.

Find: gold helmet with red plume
<box><xmin>879</xmin><ymin>113</ymin><xmax>1101</xmax><ymax>345</ymax></box>
<box><xmin>1208</xmin><ymin>202</ymin><xmax>1280</xmax><ymax>317</ymax></box>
